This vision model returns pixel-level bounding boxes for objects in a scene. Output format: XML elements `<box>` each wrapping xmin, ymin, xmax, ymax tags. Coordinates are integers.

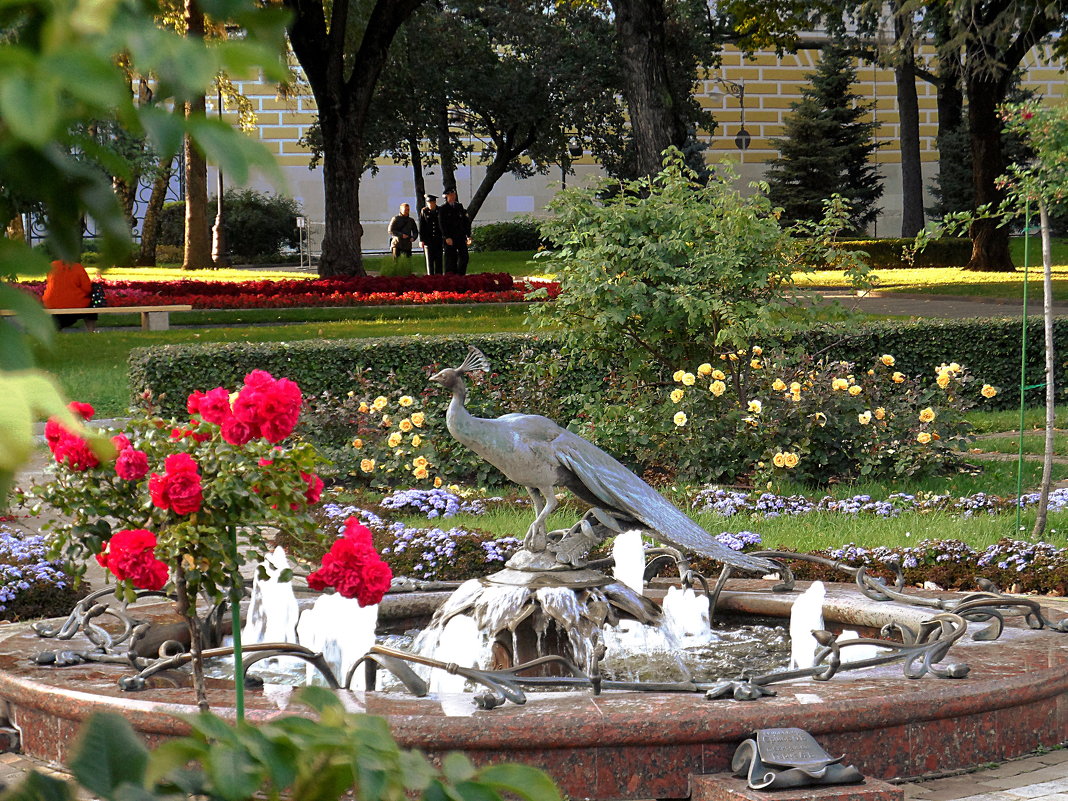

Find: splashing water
<box><xmin>612</xmin><ymin>530</ymin><xmax>646</xmax><ymax>594</ymax></box>
<box><xmin>789</xmin><ymin>581</ymin><xmax>826</xmax><ymax>669</ymax></box>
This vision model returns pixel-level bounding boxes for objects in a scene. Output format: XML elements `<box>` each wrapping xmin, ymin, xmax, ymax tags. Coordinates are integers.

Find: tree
<box><xmin>765</xmin><ymin>44</ymin><xmax>883</xmax><ymax>232</ymax></box>
<box><xmin>284</xmin><ymin>0</ymin><xmax>425</xmax><ymax>278</ymax></box>
<box><xmin>183</xmin><ymin>0</ymin><xmax>213</xmax><ymax>270</ymax></box>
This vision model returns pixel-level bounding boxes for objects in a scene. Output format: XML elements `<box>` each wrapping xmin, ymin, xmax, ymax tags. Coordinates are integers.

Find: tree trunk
<box><xmin>408</xmin><ymin>129</ymin><xmax>425</xmax><ymax>205</ymax></box>
<box><xmin>437</xmin><ymin>101</ymin><xmax>456</xmax><ymax>193</ymax></box>
<box><xmin>182</xmin><ymin>0</ymin><xmax>212</xmax><ymax>270</ymax></box>
<box><xmin>1031</xmin><ymin>200</ymin><xmax>1055</xmax><ymax>538</ymax></box>
<box><xmin>965</xmin><ymin>65</ymin><xmax>1013</xmax><ymax>271</ymax></box>
<box><xmin>935</xmin><ymin>56</ymin><xmax>964</xmax><ymax>178</ymax></box>
<box><xmin>894</xmin><ymin>10</ymin><xmax>924</xmax><ymax>237</ymax></box>
<box><xmin>174</xmin><ymin>564</ymin><xmax>209</xmax><ymax>711</ymax></box>
<box><xmin>609</xmin><ymin>0</ymin><xmax>685</xmax><ymax>177</ymax></box>
<box><xmin>318</xmin><ymin>113</ymin><xmax>366</xmax><ymax>277</ymax></box>
<box><xmin>137</xmin><ymin>157</ymin><xmax>175</xmax><ymax>266</ymax></box>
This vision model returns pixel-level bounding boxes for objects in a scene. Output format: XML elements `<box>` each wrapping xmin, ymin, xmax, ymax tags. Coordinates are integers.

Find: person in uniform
<box><xmin>418</xmin><ymin>194</ymin><xmax>444</xmax><ymax>275</ymax></box>
<box><xmin>437</xmin><ymin>187</ymin><xmax>472</xmax><ymax>275</ymax></box>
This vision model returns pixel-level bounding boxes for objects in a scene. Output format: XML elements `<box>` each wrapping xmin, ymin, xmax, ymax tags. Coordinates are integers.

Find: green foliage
<box><xmin>0</xmin><ymin>696</ymin><xmax>561</xmax><ymax>801</ymax></box>
<box><xmin>533</xmin><ymin>149</ymin><xmax>870</xmax><ymax>381</ymax></box>
<box><xmin>836</xmin><ymin>238</ymin><xmax>972</xmax><ymax>269</ymax></box>
<box><xmin>765</xmin><ymin>43</ymin><xmax>883</xmax><ymax>232</ymax></box>
<box><xmin>472</xmin><ymin>220</ymin><xmax>542</xmax><ymax>251</ymax></box>
<box><xmin>157</xmin><ymin>190</ymin><xmax>302</xmax><ymax>260</ymax></box>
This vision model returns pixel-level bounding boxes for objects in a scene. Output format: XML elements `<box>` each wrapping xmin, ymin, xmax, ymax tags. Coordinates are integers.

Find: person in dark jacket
<box><xmin>418</xmin><ymin>194</ymin><xmax>444</xmax><ymax>275</ymax></box>
<box><xmin>387</xmin><ymin>203</ymin><xmax>419</xmax><ymax>275</ymax></box>
<box><xmin>438</xmin><ymin>186</ymin><xmax>472</xmax><ymax>275</ymax></box>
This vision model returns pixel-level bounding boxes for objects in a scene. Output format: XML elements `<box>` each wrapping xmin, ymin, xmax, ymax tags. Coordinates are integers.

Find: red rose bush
<box><xmin>307</xmin><ymin>518</ymin><xmax>392</xmax><ymax>607</ymax></box>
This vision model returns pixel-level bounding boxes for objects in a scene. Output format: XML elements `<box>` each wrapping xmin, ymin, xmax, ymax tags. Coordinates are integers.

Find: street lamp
<box><xmin>211</xmin><ymin>84</ymin><xmax>229</xmax><ymax>268</ymax></box>
<box><xmin>711</xmin><ymin>77</ymin><xmax>750</xmax><ymax>159</ymax></box>
<box><xmin>561</xmin><ymin>140</ymin><xmax>583</xmax><ymax>189</ymax></box>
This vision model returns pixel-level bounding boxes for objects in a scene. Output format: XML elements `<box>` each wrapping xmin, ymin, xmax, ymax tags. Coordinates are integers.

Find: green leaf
<box><xmin>41</xmin><ymin>49</ymin><xmax>128</xmax><ymax>108</ymax></box>
<box><xmin>67</xmin><ymin>713</ymin><xmax>149</xmax><ymax>800</ymax></box>
<box><xmin>0</xmin><ymin>73</ymin><xmax>59</xmax><ymax>144</ymax></box>
<box><xmin>186</xmin><ymin>117</ymin><xmax>281</xmax><ymax>185</ymax></box>
<box><xmin>205</xmin><ymin>744</ymin><xmax>263</xmax><ymax>801</ymax></box>
<box><xmin>442</xmin><ymin>753</ymin><xmax>476</xmax><ymax>784</ymax></box>
<box><xmin>476</xmin><ymin>765</ymin><xmax>561</xmax><ymax>801</ymax></box>
<box><xmin>144</xmin><ymin>739</ymin><xmax>209</xmax><ymax>787</ymax></box>
<box><xmin>399</xmin><ymin>751</ymin><xmax>437</xmax><ymax>792</ymax></box>
<box><xmin>452</xmin><ymin>781</ymin><xmax>502</xmax><ymax>801</ymax></box>
<box><xmin>138</xmin><ymin>107</ymin><xmax>186</xmax><ymax>159</ymax></box>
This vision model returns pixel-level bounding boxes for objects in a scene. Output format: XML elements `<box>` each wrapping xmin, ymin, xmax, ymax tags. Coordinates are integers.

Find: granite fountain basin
<box><xmin>2</xmin><ymin>580</ymin><xmax>1068</xmax><ymax>800</ymax></box>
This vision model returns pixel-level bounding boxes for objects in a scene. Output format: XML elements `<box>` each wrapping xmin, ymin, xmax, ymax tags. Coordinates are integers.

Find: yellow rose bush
<box><xmin>657</xmin><ymin>347</ymin><xmax>997</xmax><ymax>484</ymax></box>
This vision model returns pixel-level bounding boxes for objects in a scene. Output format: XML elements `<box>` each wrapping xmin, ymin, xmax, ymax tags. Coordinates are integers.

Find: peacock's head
<box><xmin>429</xmin><ymin>346</ymin><xmax>491</xmax><ymax>393</ymax></box>
<box><xmin>428</xmin><ymin>367</ymin><xmax>464</xmax><ymax>391</ymax></box>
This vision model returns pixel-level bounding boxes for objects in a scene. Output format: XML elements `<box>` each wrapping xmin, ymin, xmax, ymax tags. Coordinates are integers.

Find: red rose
<box><xmin>355</xmin><ymin>560</ymin><xmax>393</xmax><ymax>607</ymax></box>
<box><xmin>43</xmin><ymin>419</ymin><xmax>66</xmax><ymax>447</ymax></box>
<box><xmin>303</xmin><ymin>472</ymin><xmax>324</xmax><ymax>504</ymax></box>
<box><xmin>343</xmin><ymin>518</ymin><xmax>374</xmax><ymax>548</ymax></box>
<box><xmin>68</xmin><ymin>401</ymin><xmax>94</xmax><ymax>421</ymax></box>
<box><xmin>258</xmin><ymin>379</ymin><xmax>302</xmax><ymax>442</ymax></box>
<box><xmin>115</xmin><ymin>448</ymin><xmax>149</xmax><ymax>481</ymax></box>
<box><xmin>51</xmin><ymin>432</ymin><xmax>99</xmax><ymax>471</ymax></box>
<box><xmin>221</xmin><ymin>415</ymin><xmax>257</xmax><ymax>446</ymax></box>
<box><xmin>96</xmin><ymin>529</ymin><xmax>169</xmax><ymax>591</ymax></box>
<box><xmin>198</xmin><ymin>387</ymin><xmax>233</xmax><ymax>425</ymax></box>
<box><xmin>149</xmin><ymin>453</ymin><xmax>203</xmax><ymax>515</ymax></box>
<box><xmin>187</xmin><ymin>390</ymin><xmax>205</xmax><ymax>417</ymax></box>
<box><xmin>243</xmin><ymin>369</ymin><xmax>275</xmax><ymax>390</ymax></box>
<box><xmin>111</xmin><ymin>434</ymin><xmax>132</xmax><ymax>451</ymax></box>
<box><xmin>306</xmin><ymin>517</ymin><xmax>391</xmax><ymax>607</ymax></box>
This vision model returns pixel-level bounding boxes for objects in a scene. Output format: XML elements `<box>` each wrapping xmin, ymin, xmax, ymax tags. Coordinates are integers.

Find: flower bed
<box><xmin>16</xmin><ymin>273</ymin><xmax>561</xmax><ymax>310</ymax></box>
<box><xmin>0</xmin><ymin>525</ymin><xmax>80</xmax><ymax>621</ymax></box>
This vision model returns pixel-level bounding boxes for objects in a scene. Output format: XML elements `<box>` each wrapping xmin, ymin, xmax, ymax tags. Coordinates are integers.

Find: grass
<box><xmin>34</xmin><ymin>304</ymin><xmax>535</xmax><ymax>416</ymax></box>
<box><xmin>967</xmin><ymin>405</ymin><xmax>1068</xmax><ymax>433</ymax></box>
<box><xmin>969</xmin><ymin>432</ymin><xmax>1068</xmax><ymax>455</ymax></box>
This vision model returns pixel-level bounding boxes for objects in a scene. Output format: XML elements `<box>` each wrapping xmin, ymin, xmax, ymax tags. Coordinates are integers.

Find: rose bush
<box><xmin>28</xmin><ymin>372</ymin><xmax>329</xmax><ymax>706</ymax></box>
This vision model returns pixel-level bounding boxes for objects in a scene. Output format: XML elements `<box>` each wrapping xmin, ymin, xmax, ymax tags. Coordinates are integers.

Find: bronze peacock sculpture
<box><xmin>429</xmin><ymin>347</ymin><xmax>776</xmax><ymax>574</ymax></box>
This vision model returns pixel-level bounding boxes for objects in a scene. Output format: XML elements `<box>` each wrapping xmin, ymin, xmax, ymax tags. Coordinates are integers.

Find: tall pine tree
<box><xmin>766</xmin><ymin>45</ymin><xmax>883</xmax><ymax>233</ymax></box>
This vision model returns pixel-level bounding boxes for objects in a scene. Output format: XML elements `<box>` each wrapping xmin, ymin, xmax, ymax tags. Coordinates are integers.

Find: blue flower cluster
<box><xmin>319</xmin><ymin>503</ymin><xmax>386</xmax><ymax>533</ymax></box>
<box><xmin>825</xmin><ymin>537</ymin><xmax>1068</xmax><ymax>575</ymax></box>
<box><xmin>379</xmin><ymin>488</ymin><xmax>497</xmax><ymax>519</ymax></box>
<box><xmin>715</xmin><ymin>530</ymin><xmax>763</xmax><ymax>551</ymax></box>
<box><xmin>693</xmin><ymin>486</ymin><xmax>1068</xmax><ymax>520</ymax></box>
<box><xmin>0</xmin><ymin>526</ymin><xmax>69</xmax><ymax>612</ymax></box>
<box><xmin>977</xmin><ymin>539</ymin><xmax>1066</xmax><ymax>572</ymax></box>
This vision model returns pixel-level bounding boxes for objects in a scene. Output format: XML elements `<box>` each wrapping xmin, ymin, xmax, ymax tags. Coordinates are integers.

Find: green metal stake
<box><xmin>230</xmin><ymin>527</ymin><xmax>245</xmax><ymax>721</ymax></box>
<box><xmin>1015</xmin><ymin>201</ymin><xmax>1032</xmax><ymax>534</ymax></box>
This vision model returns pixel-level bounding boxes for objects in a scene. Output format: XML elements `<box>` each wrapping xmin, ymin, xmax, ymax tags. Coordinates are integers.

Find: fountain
<box><xmin>5</xmin><ymin>347</ymin><xmax>1068</xmax><ymax>798</ymax></box>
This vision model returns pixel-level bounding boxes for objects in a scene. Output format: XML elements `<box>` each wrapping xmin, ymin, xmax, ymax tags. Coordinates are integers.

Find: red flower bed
<box><xmin>15</xmin><ymin>273</ymin><xmax>561</xmax><ymax>310</ymax></box>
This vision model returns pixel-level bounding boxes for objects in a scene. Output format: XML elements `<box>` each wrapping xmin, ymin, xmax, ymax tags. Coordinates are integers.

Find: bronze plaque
<box><xmin>754</xmin><ymin>728</ymin><xmax>840</xmax><ymax>770</ymax></box>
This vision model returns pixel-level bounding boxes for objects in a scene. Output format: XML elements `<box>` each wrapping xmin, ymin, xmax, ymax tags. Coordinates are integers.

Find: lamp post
<box><xmin>211</xmin><ymin>84</ymin><xmax>229</xmax><ymax>268</ymax></box>
<box><xmin>561</xmin><ymin>140</ymin><xmax>583</xmax><ymax>190</ymax></box>
<box><xmin>713</xmin><ymin>77</ymin><xmax>750</xmax><ymax>161</ymax></box>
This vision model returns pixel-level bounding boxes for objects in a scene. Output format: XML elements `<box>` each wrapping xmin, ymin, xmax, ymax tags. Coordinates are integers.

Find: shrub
<box><xmin>156</xmin><ymin>189</ymin><xmax>302</xmax><ymax>260</ymax></box>
<box><xmin>0</xmin><ymin>526</ymin><xmax>80</xmax><ymax>621</ymax></box>
<box><xmin>472</xmin><ymin>220</ymin><xmax>542</xmax><ymax>251</ymax></box>
<box><xmin>834</xmin><ymin>237</ymin><xmax>972</xmax><ymax>269</ymax></box>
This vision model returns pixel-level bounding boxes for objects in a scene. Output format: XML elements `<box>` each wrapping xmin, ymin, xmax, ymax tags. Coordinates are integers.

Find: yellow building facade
<box><xmin>224</xmin><ymin>44</ymin><xmax>1066</xmax><ymax>252</ymax></box>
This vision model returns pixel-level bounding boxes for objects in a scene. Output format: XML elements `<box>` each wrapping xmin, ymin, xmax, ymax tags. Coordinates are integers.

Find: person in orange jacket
<box><xmin>43</xmin><ymin>260</ymin><xmax>97</xmax><ymax>332</ymax></box>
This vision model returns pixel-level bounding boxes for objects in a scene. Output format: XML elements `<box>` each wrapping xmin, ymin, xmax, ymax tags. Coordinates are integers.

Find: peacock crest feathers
<box><xmin>458</xmin><ymin>346</ymin><xmax>491</xmax><ymax>375</ymax></box>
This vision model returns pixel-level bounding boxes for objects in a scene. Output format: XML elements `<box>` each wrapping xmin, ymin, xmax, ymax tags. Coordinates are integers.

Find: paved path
<box><xmin>810</xmin><ymin>290</ymin><xmax>1068</xmax><ymax>319</ymax></box>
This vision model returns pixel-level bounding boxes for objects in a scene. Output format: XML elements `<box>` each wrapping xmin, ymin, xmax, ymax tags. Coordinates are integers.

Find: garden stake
<box><xmin>1015</xmin><ymin>200</ymin><xmax>1031</xmax><ymax>535</ymax></box>
<box><xmin>230</xmin><ymin>526</ymin><xmax>245</xmax><ymax>720</ymax></box>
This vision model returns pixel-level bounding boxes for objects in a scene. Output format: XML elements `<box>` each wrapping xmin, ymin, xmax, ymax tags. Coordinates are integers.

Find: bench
<box><xmin>1</xmin><ymin>305</ymin><xmax>193</xmax><ymax>331</ymax></box>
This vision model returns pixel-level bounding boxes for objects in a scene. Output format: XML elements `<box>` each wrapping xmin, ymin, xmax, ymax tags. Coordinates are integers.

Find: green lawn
<box><xmin>968</xmin><ymin>432</ymin><xmax>1068</xmax><ymax>455</ymax></box>
<box><xmin>35</xmin><ymin>304</ymin><xmax>534</xmax><ymax>416</ymax></box>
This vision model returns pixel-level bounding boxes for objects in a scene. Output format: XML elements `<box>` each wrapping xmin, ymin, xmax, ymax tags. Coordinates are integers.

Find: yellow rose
<box><xmin>413</xmin><ymin>466</ymin><xmax>429</xmax><ymax>479</ymax></box>
<box><xmin>750</xmin><ymin>359</ymin><xmax>762</xmax><ymax>369</ymax></box>
<box><xmin>673</xmin><ymin>370</ymin><xmax>685</xmax><ymax>382</ymax></box>
<box><xmin>981</xmin><ymin>384</ymin><xmax>998</xmax><ymax>398</ymax></box>
<box><xmin>346</xmin><ymin>390</ymin><xmax>355</xmax><ymax>398</ymax></box>
<box><xmin>411</xmin><ymin>434</ymin><xmax>423</xmax><ymax>447</ymax></box>
<box><xmin>373</xmin><ymin>396</ymin><xmax>388</xmax><ymax>410</ymax></box>
<box><xmin>812</xmin><ymin>412</ymin><xmax>827</xmax><ymax>427</ymax></box>
<box><xmin>832</xmin><ymin>378</ymin><xmax>849</xmax><ymax>391</ymax></box>
<box><xmin>449</xmin><ymin>484</ymin><xmax>460</xmax><ymax>492</ymax></box>
<box><xmin>772</xmin><ymin>452</ymin><xmax>786</xmax><ymax>468</ymax></box>
<box><xmin>411</xmin><ymin>412</ymin><xmax>425</xmax><ymax>427</ymax></box>
<box><xmin>936</xmin><ymin>373</ymin><xmax>950</xmax><ymax>389</ymax></box>
<box><xmin>434</xmin><ymin>476</ymin><xmax>443</xmax><ymax>488</ymax></box>
<box><xmin>772</xmin><ymin>379</ymin><xmax>787</xmax><ymax>392</ymax></box>
<box><xmin>413</xmin><ymin>456</ymin><xmax>429</xmax><ymax>469</ymax></box>
<box><xmin>747</xmin><ymin>399</ymin><xmax>762</xmax><ymax>414</ymax></box>
<box><xmin>917</xmin><ymin>432</ymin><xmax>932</xmax><ymax>444</ymax></box>
<box><xmin>360</xmin><ymin>458</ymin><xmax>376</xmax><ymax>472</ymax></box>
<box><xmin>790</xmin><ymin>381</ymin><xmax>801</xmax><ymax>393</ymax></box>
<box><xmin>352</xmin><ymin>438</ymin><xmax>363</xmax><ymax>449</ymax></box>
<box><xmin>710</xmin><ymin>380</ymin><xmax>726</xmax><ymax>397</ymax></box>
<box><xmin>712</xmin><ymin>369</ymin><xmax>726</xmax><ymax>380</ymax></box>
<box><xmin>783</xmin><ymin>452</ymin><xmax>800</xmax><ymax>469</ymax></box>
<box><xmin>400</xmin><ymin>418</ymin><xmax>413</xmax><ymax>432</ymax></box>
<box><xmin>867</xmin><ymin>369</ymin><xmax>875</xmax><ymax>376</ymax></box>
<box><xmin>671</xmin><ymin>388</ymin><xmax>685</xmax><ymax>403</ymax></box>
<box><xmin>388</xmin><ymin>432</ymin><xmax>402</xmax><ymax>448</ymax></box>
<box><xmin>950</xmin><ymin>362</ymin><xmax>961</xmax><ymax>373</ymax></box>
<box><xmin>858</xmin><ymin>411</ymin><xmax>872</xmax><ymax>425</ymax></box>
<box><xmin>892</xmin><ymin>372</ymin><xmax>905</xmax><ymax>383</ymax></box>
<box><xmin>399</xmin><ymin>395</ymin><xmax>414</xmax><ymax>407</ymax></box>
<box><xmin>673</xmin><ymin>411</ymin><xmax>688</xmax><ymax>427</ymax></box>
<box><xmin>682</xmin><ymin>372</ymin><xmax>696</xmax><ymax>386</ymax></box>
<box><xmin>880</xmin><ymin>354</ymin><xmax>895</xmax><ymax>366</ymax></box>
<box><xmin>918</xmin><ymin>407</ymin><xmax>936</xmax><ymax>423</ymax></box>
<box><xmin>358</xmin><ymin>402</ymin><xmax>370</xmax><ymax>413</ymax></box>
<box><xmin>381</xmin><ymin>415</ymin><xmax>392</xmax><ymax>427</ymax></box>
<box><xmin>874</xmin><ymin>407</ymin><xmax>886</xmax><ymax>420</ymax></box>
<box><xmin>790</xmin><ymin>392</ymin><xmax>801</xmax><ymax>403</ymax></box>
<box><xmin>698</xmin><ymin>363</ymin><xmax>712</xmax><ymax>376</ymax></box>
<box><xmin>728</xmin><ymin>353</ymin><xmax>738</xmax><ymax>361</ymax></box>
<box><xmin>752</xmin><ymin>346</ymin><xmax>763</xmax><ymax>355</ymax></box>
<box><xmin>848</xmin><ymin>385</ymin><xmax>862</xmax><ymax>396</ymax></box>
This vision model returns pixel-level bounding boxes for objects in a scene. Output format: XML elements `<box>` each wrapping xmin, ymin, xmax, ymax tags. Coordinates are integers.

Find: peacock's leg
<box><xmin>523</xmin><ymin>487</ymin><xmax>557</xmax><ymax>551</ymax></box>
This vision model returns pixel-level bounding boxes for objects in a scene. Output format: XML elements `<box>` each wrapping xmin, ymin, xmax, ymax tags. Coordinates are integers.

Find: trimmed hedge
<box><xmin>472</xmin><ymin>220</ymin><xmax>542</xmax><ymax>251</ymax></box>
<box><xmin>836</xmin><ymin>237</ymin><xmax>972</xmax><ymax>269</ymax></box>
<box><xmin>129</xmin><ymin>318</ymin><xmax>1065</xmax><ymax>417</ymax></box>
